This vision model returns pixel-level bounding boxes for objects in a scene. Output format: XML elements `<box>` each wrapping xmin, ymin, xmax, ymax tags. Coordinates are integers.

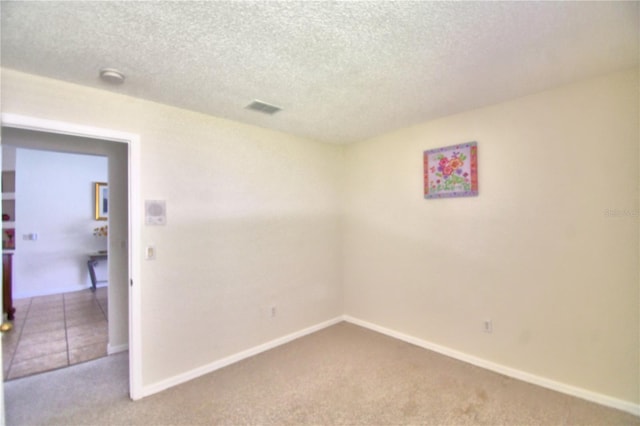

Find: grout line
<box><xmin>5</xmin><ymin>297</ymin><xmax>32</xmax><ymax>379</ymax></box>
<box><xmin>95</xmin><ymin>288</ymin><xmax>108</xmax><ymax>321</ymax></box>
<box><xmin>62</xmin><ymin>293</ymin><xmax>70</xmax><ymax>366</ymax></box>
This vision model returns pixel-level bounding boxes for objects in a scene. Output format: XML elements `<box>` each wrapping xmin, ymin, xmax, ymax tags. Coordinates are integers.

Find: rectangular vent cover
<box><xmin>245</xmin><ymin>100</ymin><xmax>282</xmax><ymax>115</ymax></box>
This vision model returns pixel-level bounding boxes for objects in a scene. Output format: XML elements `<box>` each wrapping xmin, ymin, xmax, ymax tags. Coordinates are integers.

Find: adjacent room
<box><xmin>0</xmin><ymin>1</ymin><xmax>638</xmax><ymax>424</ymax></box>
<box><xmin>1</xmin><ymin>146</ymin><xmax>110</xmax><ymax>380</ymax></box>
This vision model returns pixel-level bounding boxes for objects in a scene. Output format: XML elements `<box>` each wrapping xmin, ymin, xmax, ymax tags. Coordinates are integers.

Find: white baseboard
<box><xmin>343</xmin><ymin>315</ymin><xmax>640</xmax><ymax>417</ymax></box>
<box><xmin>141</xmin><ymin>316</ymin><xmax>343</xmax><ymax>398</ymax></box>
<box><xmin>108</xmin><ymin>343</ymin><xmax>129</xmax><ymax>355</ymax></box>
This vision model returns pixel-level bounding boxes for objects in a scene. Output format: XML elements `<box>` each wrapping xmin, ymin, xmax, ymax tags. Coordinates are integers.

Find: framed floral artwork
<box><xmin>424</xmin><ymin>142</ymin><xmax>478</xmax><ymax>199</ymax></box>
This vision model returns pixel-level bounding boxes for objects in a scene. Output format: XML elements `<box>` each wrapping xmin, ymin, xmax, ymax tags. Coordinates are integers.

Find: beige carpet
<box><xmin>5</xmin><ymin>322</ymin><xmax>639</xmax><ymax>425</ymax></box>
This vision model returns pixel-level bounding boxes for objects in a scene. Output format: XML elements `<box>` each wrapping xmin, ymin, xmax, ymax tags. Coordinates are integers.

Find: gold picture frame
<box><xmin>95</xmin><ymin>182</ymin><xmax>108</xmax><ymax>220</ymax></box>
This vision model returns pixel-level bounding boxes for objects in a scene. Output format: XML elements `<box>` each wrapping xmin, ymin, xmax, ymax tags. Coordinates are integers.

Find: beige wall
<box><xmin>1</xmin><ymin>69</ymin><xmax>344</xmax><ymax>386</ymax></box>
<box><xmin>343</xmin><ymin>68</ymin><xmax>639</xmax><ymax>403</ymax></box>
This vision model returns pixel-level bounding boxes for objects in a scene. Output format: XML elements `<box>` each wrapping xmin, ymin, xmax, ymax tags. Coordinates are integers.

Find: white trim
<box><xmin>127</xmin><ymin>125</ymin><xmax>143</xmax><ymax>400</ymax></box>
<box><xmin>141</xmin><ymin>316</ymin><xmax>343</xmax><ymax>398</ymax></box>
<box><xmin>1</xmin><ymin>113</ymin><xmax>137</xmax><ymax>144</ymax></box>
<box><xmin>343</xmin><ymin>315</ymin><xmax>640</xmax><ymax>417</ymax></box>
<box><xmin>107</xmin><ymin>343</ymin><xmax>129</xmax><ymax>355</ymax></box>
<box><xmin>0</xmin><ymin>113</ymin><xmax>143</xmax><ymax>402</ymax></box>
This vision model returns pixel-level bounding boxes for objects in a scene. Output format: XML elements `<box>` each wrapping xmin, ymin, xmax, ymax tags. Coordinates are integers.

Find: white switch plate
<box><xmin>145</xmin><ymin>246</ymin><xmax>156</xmax><ymax>260</ymax></box>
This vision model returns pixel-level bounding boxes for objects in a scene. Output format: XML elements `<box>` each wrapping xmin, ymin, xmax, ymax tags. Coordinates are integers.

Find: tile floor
<box><xmin>2</xmin><ymin>287</ymin><xmax>108</xmax><ymax>381</ymax></box>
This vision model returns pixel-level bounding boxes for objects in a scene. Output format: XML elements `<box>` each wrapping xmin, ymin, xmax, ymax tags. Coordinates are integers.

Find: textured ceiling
<box><xmin>1</xmin><ymin>1</ymin><xmax>638</xmax><ymax>144</ymax></box>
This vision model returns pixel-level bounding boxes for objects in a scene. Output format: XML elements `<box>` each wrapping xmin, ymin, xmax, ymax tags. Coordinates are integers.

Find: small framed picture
<box><xmin>424</xmin><ymin>142</ymin><xmax>478</xmax><ymax>199</ymax></box>
<box><xmin>95</xmin><ymin>182</ymin><xmax>108</xmax><ymax>220</ymax></box>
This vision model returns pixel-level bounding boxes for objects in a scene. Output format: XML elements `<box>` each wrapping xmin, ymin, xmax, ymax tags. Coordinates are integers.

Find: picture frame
<box><xmin>94</xmin><ymin>182</ymin><xmax>108</xmax><ymax>220</ymax></box>
<box><xmin>424</xmin><ymin>142</ymin><xmax>478</xmax><ymax>199</ymax></box>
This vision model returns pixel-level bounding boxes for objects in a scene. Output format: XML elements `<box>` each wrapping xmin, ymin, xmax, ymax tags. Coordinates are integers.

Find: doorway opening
<box><xmin>0</xmin><ymin>114</ymin><xmax>142</xmax><ymax>403</ymax></box>
<box><xmin>1</xmin><ymin>146</ymin><xmax>110</xmax><ymax>379</ymax></box>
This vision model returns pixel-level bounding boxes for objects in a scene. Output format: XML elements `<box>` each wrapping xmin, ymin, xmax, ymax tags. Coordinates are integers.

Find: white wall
<box><xmin>343</xmin><ymin>68</ymin><xmax>639</xmax><ymax>405</ymax></box>
<box><xmin>12</xmin><ymin>148</ymin><xmax>107</xmax><ymax>298</ymax></box>
<box><xmin>0</xmin><ymin>68</ymin><xmax>344</xmax><ymax>387</ymax></box>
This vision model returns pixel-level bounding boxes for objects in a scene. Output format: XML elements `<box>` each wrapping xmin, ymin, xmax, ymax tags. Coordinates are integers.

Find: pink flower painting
<box><xmin>424</xmin><ymin>142</ymin><xmax>478</xmax><ymax>199</ymax></box>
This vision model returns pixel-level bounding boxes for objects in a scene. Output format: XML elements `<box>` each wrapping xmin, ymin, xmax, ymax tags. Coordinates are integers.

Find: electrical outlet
<box><xmin>270</xmin><ymin>305</ymin><xmax>277</xmax><ymax>318</ymax></box>
<box><xmin>484</xmin><ymin>319</ymin><xmax>493</xmax><ymax>333</ymax></box>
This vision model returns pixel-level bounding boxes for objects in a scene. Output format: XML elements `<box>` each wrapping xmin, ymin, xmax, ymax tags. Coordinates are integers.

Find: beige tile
<box><xmin>65</xmin><ymin>303</ymin><xmax>103</xmax><ymax>316</ymax></box>
<box><xmin>33</xmin><ymin>293</ymin><xmax>63</xmax><ymax>301</ymax></box>
<box><xmin>9</xmin><ymin>317</ymin><xmax>26</xmax><ymax>328</ymax></box>
<box><xmin>25</xmin><ymin>308</ymin><xmax>65</xmax><ymax>323</ymax></box>
<box><xmin>69</xmin><ymin>342</ymin><xmax>107</xmax><ymax>364</ymax></box>
<box><xmin>65</xmin><ymin>306</ymin><xmax>103</xmax><ymax>319</ymax></box>
<box><xmin>65</xmin><ymin>299</ymin><xmax>98</xmax><ymax>309</ymax></box>
<box><xmin>66</xmin><ymin>321</ymin><xmax>108</xmax><ymax>337</ymax></box>
<box><xmin>2</xmin><ymin>338</ymin><xmax>17</xmax><ymax>357</ymax></box>
<box><xmin>14</xmin><ymin>338</ymin><xmax>67</xmax><ymax>362</ymax></box>
<box><xmin>67</xmin><ymin>323</ymin><xmax>108</xmax><ymax>349</ymax></box>
<box><xmin>22</xmin><ymin>318</ymin><xmax>65</xmax><ymax>335</ymax></box>
<box><xmin>2</xmin><ymin>329</ymin><xmax>21</xmax><ymax>365</ymax></box>
<box><xmin>3</xmin><ymin>288</ymin><xmax>110</xmax><ymax>382</ymax></box>
<box><xmin>28</xmin><ymin>303</ymin><xmax>64</xmax><ymax>313</ymax></box>
<box><xmin>64</xmin><ymin>292</ymin><xmax>96</xmax><ymax>305</ymax></box>
<box><xmin>29</xmin><ymin>301</ymin><xmax>64</xmax><ymax>312</ymax></box>
<box><xmin>7</xmin><ymin>351</ymin><xmax>68</xmax><ymax>380</ymax></box>
<box><xmin>2</xmin><ymin>326</ymin><xmax>21</xmax><ymax>346</ymax></box>
<box><xmin>66</xmin><ymin>312</ymin><xmax>107</xmax><ymax>327</ymax></box>
<box><xmin>3</xmin><ymin>340</ymin><xmax>17</xmax><ymax>373</ymax></box>
<box><xmin>68</xmin><ymin>335</ymin><xmax>108</xmax><ymax>351</ymax></box>
<box><xmin>13</xmin><ymin>298</ymin><xmax>31</xmax><ymax>309</ymax></box>
<box><xmin>64</xmin><ymin>290</ymin><xmax>95</xmax><ymax>301</ymax></box>
<box><xmin>65</xmin><ymin>300</ymin><xmax>103</xmax><ymax>310</ymax></box>
<box><xmin>19</xmin><ymin>328</ymin><xmax>66</xmax><ymax>346</ymax></box>
<box><xmin>3</xmin><ymin>342</ymin><xmax>18</xmax><ymax>365</ymax></box>
<box><xmin>7</xmin><ymin>322</ymin><xmax>24</xmax><ymax>336</ymax></box>
<box><xmin>30</xmin><ymin>294</ymin><xmax>63</xmax><ymax>307</ymax></box>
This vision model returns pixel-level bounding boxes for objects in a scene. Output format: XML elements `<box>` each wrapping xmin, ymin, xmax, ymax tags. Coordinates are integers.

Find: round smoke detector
<box><xmin>99</xmin><ymin>68</ymin><xmax>125</xmax><ymax>84</ymax></box>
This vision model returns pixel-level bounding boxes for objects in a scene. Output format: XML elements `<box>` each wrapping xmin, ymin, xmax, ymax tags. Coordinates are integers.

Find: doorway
<box><xmin>1</xmin><ymin>147</ymin><xmax>110</xmax><ymax>379</ymax></box>
<box><xmin>0</xmin><ymin>114</ymin><xmax>142</xmax><ymax>409</ymax></box>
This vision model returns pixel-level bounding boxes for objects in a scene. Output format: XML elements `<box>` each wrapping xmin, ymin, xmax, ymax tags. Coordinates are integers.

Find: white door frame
<box><xmin>0</xmin><ymin>113</ymin><xmax>143</xmax><ymax>400</ymax></box>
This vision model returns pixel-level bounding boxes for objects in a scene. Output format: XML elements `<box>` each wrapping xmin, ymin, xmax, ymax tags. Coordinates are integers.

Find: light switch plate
<box><xmin>145</xmin><ymin>246</ymin><xmax>156</xmax><ymax>260</ymax></box>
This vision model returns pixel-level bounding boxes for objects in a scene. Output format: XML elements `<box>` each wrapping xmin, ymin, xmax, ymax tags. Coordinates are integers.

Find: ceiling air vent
<box><xmin>245</xmin><ymin>100</ymin><xmax>282</xmax><ymax>115</ymax></box>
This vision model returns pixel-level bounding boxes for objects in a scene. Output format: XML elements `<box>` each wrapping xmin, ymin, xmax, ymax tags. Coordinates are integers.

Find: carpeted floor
<box><xmin>5</xmin><ymin>322</ymin><xmax>639</xmax><ymax>425</ymax></box>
